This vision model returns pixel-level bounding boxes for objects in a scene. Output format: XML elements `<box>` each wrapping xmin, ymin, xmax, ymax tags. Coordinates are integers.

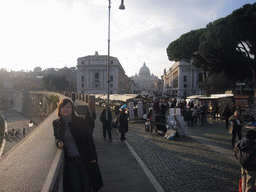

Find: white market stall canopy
<box><xmin>186</xmin><ymin>94</ymin><xmax>234</xmax><ymax>100</ymax></box>
<box><xmin>92</xmin><ymin>94</ymin><xmax>139</xmax><ymax>102</ymax></box>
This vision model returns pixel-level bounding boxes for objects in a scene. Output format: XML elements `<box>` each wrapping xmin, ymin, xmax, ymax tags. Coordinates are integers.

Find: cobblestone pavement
<box><xmin>125</xmin><ymin>117</ymin><xmax>243</xmax><ymax>192</ymax></box>
<box><xmin>0</xmin><ymin>109</ymin><xmax>35</xmax><ymax>156</ymax></box>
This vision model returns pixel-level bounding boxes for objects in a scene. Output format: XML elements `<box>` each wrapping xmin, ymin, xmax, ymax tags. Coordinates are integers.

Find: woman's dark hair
<box><xmin>246</xmin><ymin>129</ymin><xmax>256</xmax><ymax>141</ymax></box>
<box><xmin>57</xmin><ymin>98</ymin><xmax>76</xmax><ymax>117</ymax></box>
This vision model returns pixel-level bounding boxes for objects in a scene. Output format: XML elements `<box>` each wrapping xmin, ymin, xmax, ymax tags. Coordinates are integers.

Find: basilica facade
<box><xmin>130</xmin><ymin>63</ymin><xmax>159</xmax><ymax>94</ymax></box>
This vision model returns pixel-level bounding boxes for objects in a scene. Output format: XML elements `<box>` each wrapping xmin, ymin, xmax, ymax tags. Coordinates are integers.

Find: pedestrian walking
<box><xmin>191</xmin><ymin>106</ymin><xmax>198</xmax><ymax>126</ymax></box>
<box><xmin>118</xmin><ymin>108</ymin><xmax>128</xmax><ymax>140</ymax></box>
<box><xmin>229</xmin><ymin>110</ymin><xmax>244</xmax><ymax>148</ymax></box>
<box><xmin>100</xmin><ymin>105</ymin><xmax>113</xmax><ymax>142</ymax></box>
<box><xmin>201</xmin><ymin>102</ymin><xmax>208</xmax><ymax>126</ymax></box>
<box><xmin>223</xmin><ymin>104</ymin><xmax>232</xmax><ymax>129</ymax></box>
<box><xmin>197</xmin><ymin>104</ymin><xmax>201</xmax><ymax>122</ymax></box>
<box><xmin>86</xmin><ymin>106</ymin><xmax>96</xmax><ymax>136</ymax></box>
<box><xmin>231</xmin><ymin>103</ymin><xmax>237</xmax><ymax>116</ymax></box>
<box><xmin>237</xmin><ymin>105</ymin><xmax>242</xmax><ymax>116</ymax></box>
<box><xmin>234</xmin><ymin>129</ymin><xmax>256</xmax><ymax>192</ymax></box>
<box><xmin>53</xmin><ymin>98</ymin><xmax>103</xmax><ymax>192</ymax></box>
<box><xmin>213</xmin><ymin>102</ymin><xmax>219</xmax><ymax>119</ymax></box>
<box><xmin>185</xmin><ymin>106</ymin><xmax>192</xmax><ymax>127</ymax></box>
<box><xmin>147</xmin><ymin>104</ymin><xmax>157</xmax><ymax>134</ymax></box>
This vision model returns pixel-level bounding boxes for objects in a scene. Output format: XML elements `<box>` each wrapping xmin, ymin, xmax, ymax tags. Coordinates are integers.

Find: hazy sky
<box><xmin>1</xmin><ymin>0</ymin><xmax>255</xmax><ymax>78</ymax></box>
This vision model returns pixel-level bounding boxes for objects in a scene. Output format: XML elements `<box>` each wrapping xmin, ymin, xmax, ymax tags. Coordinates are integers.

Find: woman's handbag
<box><xmin>229</xmin><ymin>123</ymin><xmax>233</xmax><ymax>134</ymax></box>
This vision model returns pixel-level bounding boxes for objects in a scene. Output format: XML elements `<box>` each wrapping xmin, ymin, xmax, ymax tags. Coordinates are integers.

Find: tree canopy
<box><xmin>167</xmin><ymin>28</ymin><xmax>205</xmax><ymax>62</ymax></box>
<box><xmin>166</xmin><ymin>3</ymin><xmax>256</xmax><ymax>96</ymax></box>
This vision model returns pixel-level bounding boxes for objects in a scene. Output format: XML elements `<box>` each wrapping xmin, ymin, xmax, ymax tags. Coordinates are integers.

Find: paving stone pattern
<box><xmin>125</xmin><ymin>117</ymin><xmax>242</xmax><ymax>192</ymax></box>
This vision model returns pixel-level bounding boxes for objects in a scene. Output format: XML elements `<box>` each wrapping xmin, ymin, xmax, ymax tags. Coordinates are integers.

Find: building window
<box><xmin>111</xmin><ymin>61</ymin><xmax>113</xmax><ymax>64</ymax></box>
<box><xmin>95</xmin><ymin>84</ymin><xmax>98</xmax><ymax>88</ymax></box>
<box><xmin>81</xmin><ymin>84</ymin><xmax>84</xmax><ymax>88</ymax></box>
<box><xmin>110</xmin><ymin>84</ymin><xmax>113</xmax><ymax>88</ymax></box>
<box><xmin>110</xmin><ymin>75</ymin><xmax>113</xmax><ymax>81</ymax></box>
<box><xmin>199</xmin><ymin>73</ymin><xmax>203</xmax><ymax>82</ymax></box>
<box><xmin>184</xmin><ymin>84</ymin><xmax>187</xmax><ymax>88</ymax></box>
<box><xmin>95</xmin><ymin>73</ymin><xmax>99</xmax><ymax>82</ymax></box>
<box><xmin>81</xmin><ymin>76</ymin><xmax>84</xmax><ymax>81</ymax></box>
<box><xmin>184</xmin><ymin>91</ymin><xmax>187</xmax><ymax>95</ymax></box>
<box><xmin>184</xmin><ymin>76</ymin><xmax>187</xmax><ymax>82</ymax></box>
<box><xmin>173</xmin><ymin>77</ymin><xmax>178</xmax><ymax>88</ymax></box>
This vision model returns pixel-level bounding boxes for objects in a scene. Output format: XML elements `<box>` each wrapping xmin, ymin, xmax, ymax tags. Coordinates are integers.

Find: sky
<box><xmin>0</xmin><ymin>0</ymin><xmax>255</xmax><ymax>78</ymax></box>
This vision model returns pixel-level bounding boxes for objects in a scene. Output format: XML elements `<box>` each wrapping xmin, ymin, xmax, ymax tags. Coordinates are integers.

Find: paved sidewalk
<box><xmin>0</xmin><ymin>106</ymin><xmax>244</xmax><ymax>191</ymax></box>
<box><xmin>94</xmin><ymin>112</ymin><xmax>161</xmax><ymax>192</ymax></box>
<box><xmin>0</xmin><ymin>107</ymin><xmax>160</xmax><ymax>192</ymax></box>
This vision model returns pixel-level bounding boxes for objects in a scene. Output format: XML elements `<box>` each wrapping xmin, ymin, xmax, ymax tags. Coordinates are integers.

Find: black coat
<box><xmin>118</xmin><ymin>112</ymin><xmax>128</xmax><ymax>134</ymax></box>
<box><xmin>100</xmin><ymin>109</ymin><xmax>112</xmax><ymax>124</ymax></box>
<box><xmin>53</xmin><ymin>116</ymin><xmax>103</xmax><ymax>191</ymax></box>
<box><xmin>223</xmin><ymin>106</ymin><xmax>231</xmax><ymax>119</ymax></box>
<box><xmin>53</xmin><ymin>116</ymin><xmax>97</xmax><ymax>163</ymax></box>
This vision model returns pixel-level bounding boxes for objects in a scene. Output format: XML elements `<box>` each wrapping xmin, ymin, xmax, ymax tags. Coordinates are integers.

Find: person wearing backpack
<box><xmin>234</xmin><ymin>129</ymin><xmax>256</xmax><ymax>192</ymax></box>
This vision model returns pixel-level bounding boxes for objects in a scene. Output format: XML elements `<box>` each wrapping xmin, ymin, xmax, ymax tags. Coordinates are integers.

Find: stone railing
<box><xmin>0</xmin><ymin>91</ymin><xmax>95</xmax><ymax>191</ymax></box>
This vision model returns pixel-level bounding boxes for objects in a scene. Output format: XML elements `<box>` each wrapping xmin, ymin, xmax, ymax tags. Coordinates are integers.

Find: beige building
<box><xmin>163</xmin><ymin>60</ymin><xmax>204</xmax><ymax>97</ymax></box>
<box><xmin>77</xmin><ymin>52</ymin><xmax>131</xmax><ymax>94</ymax></box>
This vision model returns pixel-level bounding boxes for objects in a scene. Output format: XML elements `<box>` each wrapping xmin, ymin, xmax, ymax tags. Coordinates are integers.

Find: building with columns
<box><xmin>77</xmin><ymin>52</ymin><xmax>131</xmax><ymax>94</ymax></box>
<box><xmin>162</xmin><ymin>60</ymin><xmax>204</xmax><ymax>97</ymax></box>
<box><xmin>130</xmin><ymin>63</ymin><xmax>159</xmax><ymax>94</ymax></box>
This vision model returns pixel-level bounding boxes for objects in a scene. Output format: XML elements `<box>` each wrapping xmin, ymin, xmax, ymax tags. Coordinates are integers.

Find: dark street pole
<box><xmin>107</xmin><ymin>0</ymin><xmax>125</xmax><ymax>107</ymax></box>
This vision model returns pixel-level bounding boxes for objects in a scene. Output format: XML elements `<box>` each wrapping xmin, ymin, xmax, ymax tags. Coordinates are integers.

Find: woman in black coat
<box><xmin>118</xmin><ymin>108</ymin><xmax>128</xmax><ymax>140</ymax></box>
<box><xmin>53</xmin><ymin>98</ymin><xmax>103</xmax><ymax>192</ymax></box>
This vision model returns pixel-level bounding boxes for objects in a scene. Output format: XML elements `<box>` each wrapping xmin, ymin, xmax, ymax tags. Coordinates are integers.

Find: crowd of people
<box><xmin>183</xmin><ymin>101</ymin><xmax>209</xmax><ymax>126</ymax></box>
<box><xmin>53</xmin><ymin>97</ymin><xmax>256</xmax><ymax>192</ymax></box>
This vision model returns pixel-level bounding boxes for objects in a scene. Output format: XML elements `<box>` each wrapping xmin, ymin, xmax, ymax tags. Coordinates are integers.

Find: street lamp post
<box><xmin>107</xmin><ymin>0</ymin><xmax>125</xmax><ymax>107</ymax></box>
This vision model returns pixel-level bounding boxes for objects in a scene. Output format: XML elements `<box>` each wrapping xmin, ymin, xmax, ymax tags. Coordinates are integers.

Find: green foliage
<box><xmin>43</xmin><ymin>74</ymin><xmax>70</xmax><ymax>91</ymax></box>
<box><xmin>166</xmin><ymin>28</ymin><xmax>205</xmax><ymax>62</ymax></box>
<box><xmin>200</xmin><ymin>71</ymin><xmax>234</xmax><ymax>95</ymax></box>
<box><xmin>50</xmin><ymin>95</ymin><xmax>60</xmax><ymax>112</ymax></box>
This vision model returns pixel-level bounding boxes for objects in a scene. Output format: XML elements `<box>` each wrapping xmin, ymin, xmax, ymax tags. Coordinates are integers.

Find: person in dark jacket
<box><xmin>86</xmin><ymin>106</ymin><xmax>96</xmax><ymax>136</ymax></box>
<box><xmin>100</xmin><ymin>105</ymin><xmax>113</xmax><ymax>142</ymax></box>
<box><xmin>213</xmin><ymin>102</ymin><xmax>219</xmax><ymax>119</ymax></box>
<box><xmin>185</xmin><ymin>106</ymin><xmax>193</xmax><ymax>127</ymax></box>
<box><xmin>235</xmin><ymin>129</ymin><xmax>256</xmax><ymax>192</ymax></box>
<box><xmin>118</xmin><ymin>108</ymin><xmax>128</xmax><ymax>140</ymax></box>
<box><xmin>53</xmin><ymin>98</ymin><xmax>103</xmax><ymax>192</ymax></box>
<box><xmin>229</xmin><ymin>110</ymin><xmax>244</xmax><ymax>148</ymax></box>
<box><xmin>223</xmin><ymin>104</ymin><xmax>232</xmax><ymax>129</ymax></box>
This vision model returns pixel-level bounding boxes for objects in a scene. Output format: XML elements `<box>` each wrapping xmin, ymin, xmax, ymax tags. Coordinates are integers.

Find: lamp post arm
<box><xmin>107</xmin><ymin>0</ymin><xmax>111</xmax><ymax>107</ymax></box>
